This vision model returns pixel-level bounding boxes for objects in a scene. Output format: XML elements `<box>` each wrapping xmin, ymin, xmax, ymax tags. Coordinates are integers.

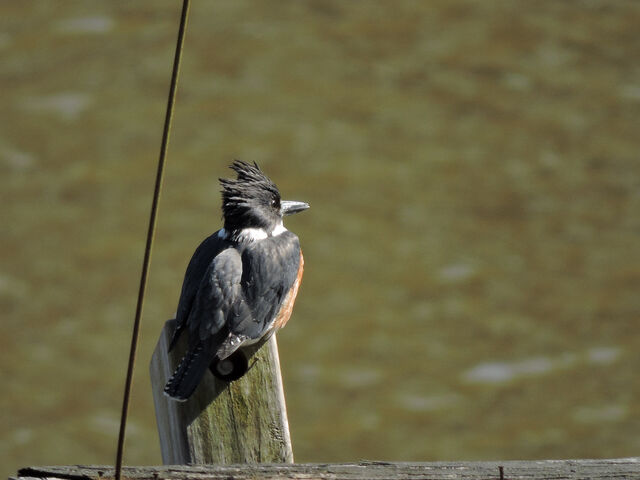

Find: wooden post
<box><xmin>149</xmin><ymin>319</ymin><xmax>294</xmax><ymax>464</ymax></box>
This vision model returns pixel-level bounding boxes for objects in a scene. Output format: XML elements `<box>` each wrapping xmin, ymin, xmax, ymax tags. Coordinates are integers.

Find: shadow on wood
<box><xmin>150</xmin><ymin>319</ymin><xmax>293</xmax><ymax>465</ymax></box>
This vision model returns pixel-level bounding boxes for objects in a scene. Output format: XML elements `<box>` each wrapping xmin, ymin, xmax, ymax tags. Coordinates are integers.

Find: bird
<box><xmin>164</xmin><ymin>160</ymin><xmax>309</xmax><ymax>401</ymax></box>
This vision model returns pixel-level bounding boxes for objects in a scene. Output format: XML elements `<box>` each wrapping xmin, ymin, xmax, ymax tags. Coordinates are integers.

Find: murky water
<box><xmin>2</xmin><ymin>1</ymin><xmax>640</xmax><ymax>477</ymax></box>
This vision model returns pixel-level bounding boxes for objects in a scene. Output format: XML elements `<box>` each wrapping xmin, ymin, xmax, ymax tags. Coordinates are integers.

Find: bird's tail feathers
<box><xmin>164</xmin><ymin>344</ymin><xmax>210</xmax><ymax>401</ymax></box>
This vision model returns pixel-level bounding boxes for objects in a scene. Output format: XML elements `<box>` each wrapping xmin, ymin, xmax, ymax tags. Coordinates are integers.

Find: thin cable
<box><xmin>114</xmin><ymin>2</ymin><xmax>190</xmax><ymax>479</ymax></box>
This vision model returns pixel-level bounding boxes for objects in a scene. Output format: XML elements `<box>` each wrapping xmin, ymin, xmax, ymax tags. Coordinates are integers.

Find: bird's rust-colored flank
<box><xmin>272</xmin><ymin>250</ymin><xmax>304</xmax><ymax>331</ymax></box>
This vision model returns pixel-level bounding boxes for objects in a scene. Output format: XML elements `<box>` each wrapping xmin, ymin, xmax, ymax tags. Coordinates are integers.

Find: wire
<box><xmin>114</xmin><ymin>2</ymin><xmax>191</xmax><ymax>479</ymax></box>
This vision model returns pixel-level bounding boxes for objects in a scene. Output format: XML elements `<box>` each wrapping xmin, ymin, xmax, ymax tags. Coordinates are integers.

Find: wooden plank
<box><xmin>149</xmin><ymin>319</ymin><xmax>293</xmax><ymax>464</ymax></box>
<box><xmin>14</xmin><ymin>459</ymin><xmax>640</xmax><ymax>480</ymax></box>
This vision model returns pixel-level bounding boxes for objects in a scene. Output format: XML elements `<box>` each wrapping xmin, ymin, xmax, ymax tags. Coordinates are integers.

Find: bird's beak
<box><xmin>281</xmin><ymin>200</ymin><xmax>310</xmax><ymax>216</ymax></box>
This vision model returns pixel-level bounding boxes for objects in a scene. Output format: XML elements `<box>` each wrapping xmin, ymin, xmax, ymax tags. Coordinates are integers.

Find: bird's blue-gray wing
<box><xmin>170</xmin><ymin>232</ymin><xmax>226</xmax><ymax>350</ymax></box>
<box><xmin>186</xmin><ymin>247</ymin><xmax>245</xmax><ymax>344</ymax></box>
<box><xmin>165</xmin><ymin>245</ymin><xmax>244</xmax><ymax>400</ymax></box>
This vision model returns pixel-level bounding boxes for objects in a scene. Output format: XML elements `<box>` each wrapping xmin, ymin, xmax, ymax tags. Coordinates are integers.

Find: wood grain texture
<box><xmin>149</xmin><ymin>319</ymin><xmax>293</xmax><ymax>465</ymax></box>
<box><xmin>15</xmin><ymin>459</ymin><xmax>640</xmax><ymax>480</ymax></box>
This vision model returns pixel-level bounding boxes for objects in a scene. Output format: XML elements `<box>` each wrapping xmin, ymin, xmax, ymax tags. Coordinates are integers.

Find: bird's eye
<box><xmin>271</xmin><ymin>198</ymin><xmax>279</xmax><ymax>208</ymax></box>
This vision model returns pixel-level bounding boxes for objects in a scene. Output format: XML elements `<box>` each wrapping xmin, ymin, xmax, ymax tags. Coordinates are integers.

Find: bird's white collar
<box><xmin>218</xmin><ymin>222</ymin><xmax>288</xmax><ymax>242</ymax></box>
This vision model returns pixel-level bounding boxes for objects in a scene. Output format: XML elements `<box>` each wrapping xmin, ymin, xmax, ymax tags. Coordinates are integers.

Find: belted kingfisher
<box><xmin>164</xmin><ymin>160</ymin><xmax>309</xmax><ymax>401</ymax></box>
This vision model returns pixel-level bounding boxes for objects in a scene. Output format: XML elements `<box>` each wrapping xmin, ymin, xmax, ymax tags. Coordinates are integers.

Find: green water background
<box><xmin>2</xmin><ymin>1</ymin><xmax>639</xmax><ymax>477</ymax></box>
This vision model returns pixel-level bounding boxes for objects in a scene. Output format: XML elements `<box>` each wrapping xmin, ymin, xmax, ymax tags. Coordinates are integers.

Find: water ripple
<box><xmin>462</xmin><ymin>347</ymin><xmax>622</xmax><ymax>384</ymax></box>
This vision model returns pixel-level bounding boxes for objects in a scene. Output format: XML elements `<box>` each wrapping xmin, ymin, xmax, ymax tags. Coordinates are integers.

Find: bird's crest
<box><xmin>219</xmin><ymin>160</ymin><xmax>281</xmax><ymax>231</ymax></box>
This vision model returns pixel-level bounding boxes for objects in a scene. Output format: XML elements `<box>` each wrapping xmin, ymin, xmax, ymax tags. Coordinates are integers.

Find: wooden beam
<box><xmin>149</xmin><ymin>319</ymin><xmax>293</xmax><ymax>464</ymax></box>
<box><xmin>14</xmin><ymin>459</ymin><xmax>640</xmax><ymax>480</ymax></box>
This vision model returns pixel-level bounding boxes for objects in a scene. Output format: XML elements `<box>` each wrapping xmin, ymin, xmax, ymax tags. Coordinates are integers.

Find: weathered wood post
<box><xmin>17</xmin><ymin>459</ymin><xmax>640</xmax><ymax>480</ymax></box>
<box><xmin>149</xmin><ymin>319</ymin><xmax>294</xmax><ymax>464</ymax></box>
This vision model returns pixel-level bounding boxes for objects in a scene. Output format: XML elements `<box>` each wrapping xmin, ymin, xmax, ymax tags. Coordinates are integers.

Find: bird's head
<box><xmin>219</xmin><ymin>160</ymin><xmax>309</xmax><ymax>234</ymax></box>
